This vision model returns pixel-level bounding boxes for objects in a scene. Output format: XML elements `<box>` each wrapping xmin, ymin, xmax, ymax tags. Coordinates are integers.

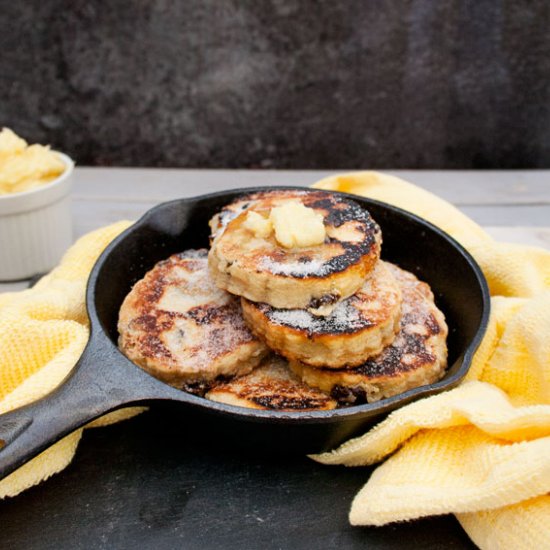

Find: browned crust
<box><xmin>206</xmin><ymin>355</ymin><xmax>337</xmax><ymax>411</ymax></box>
<box><xmin>241</xmin><ymin>261</ymin><xmax>402</xmax><ymax>368</ymax></box>
<box><xmin>289</xmin><ymin>263</ymin><xmax>448</xmax><ymax>404</ymax></box>
<box><xmin>208</xmin><ymin>190</ymin><xmax>381</xmax><ymax>309</ymax></box>
<box><xmin>118</xmin><ymin>250</ymin><xmax>267</xmax><ymax>387</ymax></box>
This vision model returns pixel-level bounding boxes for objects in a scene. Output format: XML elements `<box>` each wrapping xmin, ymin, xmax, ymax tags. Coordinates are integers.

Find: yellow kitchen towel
<box><xmin>0</xmin><ymin>220</ymin><xmax>139</xmax><ymax>498</ymax></box>
<box><xmin>312</xmin><ymin>172</ymin><xmax>550</xmax><ymax>549</ymax></box>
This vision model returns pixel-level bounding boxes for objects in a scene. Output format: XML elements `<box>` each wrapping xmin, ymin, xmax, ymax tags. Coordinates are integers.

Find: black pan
<box><xmin>0</xmin><ymin>187</ymin><xmax>490</xmax><ymax>479</ymax></box>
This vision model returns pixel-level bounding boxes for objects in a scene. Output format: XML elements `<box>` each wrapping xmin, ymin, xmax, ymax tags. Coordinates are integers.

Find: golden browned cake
<box><xmin>118</xmin><ymin>249</ymin><xmax>268</xmax><ymax>391</ymax></box>
<box><xmin>205</xmin><ymin>355</ymin><xmax>337</xmax><ymax>411</ymax></box>
<box><xmin>289</xmin><ymin>263</ymin><xmax>448</xmax><ymax>404</ymax></box>
<box><xmin>208</xmin><ymin>190</ymin><xmax>382</xmax><ymax>312</ymax></box>
<box><xmin>241</xmin><ymin>261</ymin><xmax>401</xmax><ymax>368</ymax></box>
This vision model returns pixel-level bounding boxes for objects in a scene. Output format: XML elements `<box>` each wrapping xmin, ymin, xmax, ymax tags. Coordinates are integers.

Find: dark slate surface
<box><xmin>0</xmin><ymin>409</ymin><xmax>476</xmax><ymax>550</ymax></box>
<box><xmin>0</xmin><ymin>1</ymin><xmax>548</xmax><ymax>169</ymax></box>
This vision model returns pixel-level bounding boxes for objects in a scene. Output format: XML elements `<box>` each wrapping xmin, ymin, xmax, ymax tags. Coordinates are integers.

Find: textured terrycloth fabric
<box><xmin>312</xmin><ymin>172</ymin><xmax>550</xmax><ymax>549</ymax></box>
<box><xmin>0</xmin><ymin>220</ymin><xmax>143</xmax><ymax>498</ymax></box>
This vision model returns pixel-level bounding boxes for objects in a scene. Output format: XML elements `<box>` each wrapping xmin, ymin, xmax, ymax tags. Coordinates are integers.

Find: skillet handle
<box><xmin>0</xmin><ymin>332</ymin><xmax>152</xmax><ymax>481</ymax></box>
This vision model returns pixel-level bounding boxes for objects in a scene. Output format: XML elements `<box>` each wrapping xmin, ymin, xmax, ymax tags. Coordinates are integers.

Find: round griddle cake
<box><xmin>118</xmin><ymin>249</ymin><xmax>268</xmax><ymax>389</ymax></box>
<box><xmin>289</xmin><ymin>263</ymin><xmax>448</xmax><ymax>404</ymax></box>
<box><xmin>208</xmin><ymin>190</ymin><xmax>382</xmax><ymax>312</ymax></box>
<box><xmin>241</xmin><ymin>261</ymin><xmax>402</xmax><ymax>368</ymax></box>
<box><xmin>206</xmin><ymin>355</ymin><xmax>337</xmax><ymax>411</ymax></box>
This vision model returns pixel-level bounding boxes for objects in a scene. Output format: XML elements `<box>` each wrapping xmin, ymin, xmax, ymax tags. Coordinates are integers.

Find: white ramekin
<box><xmin>0</xmin><ymin>153</ymin><xmax>74</xmax><ymax>281</ymax></box>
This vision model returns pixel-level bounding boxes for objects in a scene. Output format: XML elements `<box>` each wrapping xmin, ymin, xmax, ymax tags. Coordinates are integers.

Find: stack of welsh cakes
<box><xmin>206</xmin><ymin>189</ymin><xmax>448</xmax><ymax>407</ymax></box>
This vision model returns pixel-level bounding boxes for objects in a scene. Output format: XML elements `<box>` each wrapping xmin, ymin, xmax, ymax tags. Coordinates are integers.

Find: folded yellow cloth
<box><xmin>0</xmin><ymin>221</ymin><xmax>140</xmax><ymax>498</ymax></box>
<box><xmin>312</xmin><ymin>172</ymin><xmax>550</xmax><ymax>549</ymax></box>
<box><xmin>0</xmin><ymin>172</ymin><xmax>548</xmax><ymax>550</ymax></box>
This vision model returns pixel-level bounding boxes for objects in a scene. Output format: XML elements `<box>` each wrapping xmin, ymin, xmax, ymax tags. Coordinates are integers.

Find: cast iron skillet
<box><xmin>0</xmin><ymin>187</ymin><xmax>490</xmax><ymax>479</ymax></box>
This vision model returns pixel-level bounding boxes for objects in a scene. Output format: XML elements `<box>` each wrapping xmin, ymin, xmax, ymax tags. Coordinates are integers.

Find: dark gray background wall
<box><xmin>1</xmin><ymin>1</ymin><xmax>549</xmax><ymax>168</ymax></box>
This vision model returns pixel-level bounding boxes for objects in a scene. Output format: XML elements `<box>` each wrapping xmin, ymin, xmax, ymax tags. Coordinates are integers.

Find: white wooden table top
<box><xmin>1</xmin><ymin>168</ymin><xmax>549</xmax><ymax>293</ymax></box>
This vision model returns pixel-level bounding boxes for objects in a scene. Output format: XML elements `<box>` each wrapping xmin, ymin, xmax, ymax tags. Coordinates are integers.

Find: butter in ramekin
<box><xmin>0</xmin><ymin>128</ymin><xmax>66</xmax><ymax>195</ymax></box>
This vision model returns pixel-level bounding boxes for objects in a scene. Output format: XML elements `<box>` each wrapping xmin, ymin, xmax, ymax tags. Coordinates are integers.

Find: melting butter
<box><xmin>243</xmin><ymin>210</ymin><xmax>273</xmax><ymax>238</ymax></box>
<box><xmin>270</xmin><ymin>202</ymin><xmax>326</xmax><ymax>248</ymax></box>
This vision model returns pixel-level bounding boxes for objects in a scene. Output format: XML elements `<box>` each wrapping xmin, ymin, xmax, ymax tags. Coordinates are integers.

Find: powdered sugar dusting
<box><xmin>267</xmin><ymin>309</ymin><xmax>313</xmax><ymax>329</ymax></box>
<box><xmin>259</xmin><ymin>256</ymin><xmax>326</xmax><ymax>277</ymax></box>
<box><xmin>264</xmin><ymin>296</ymin><xmax>369</xmax><ymax>335</ymax></box>
<box><xmin>178</xmin><ymin>249</ymin><xmax>208</xmax><ymax>259</ymax></box>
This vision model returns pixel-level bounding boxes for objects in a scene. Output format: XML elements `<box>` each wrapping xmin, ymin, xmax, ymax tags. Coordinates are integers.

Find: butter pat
<box><xmin>270</xmin><ymin>202</ymin><xmax>326</xmax><ymax>248</ymax></box>
<box><xmin>243</xmin><ymin>210</ymin><xmax>273</xmax><ymax>238</ymax></box>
